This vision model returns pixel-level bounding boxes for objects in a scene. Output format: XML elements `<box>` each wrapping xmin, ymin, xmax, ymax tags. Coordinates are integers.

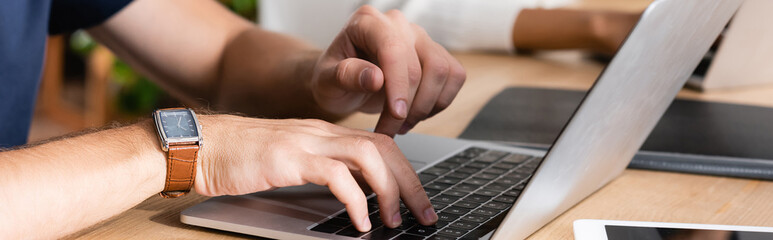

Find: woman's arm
<box><xmin>88</xmin><ymin>0</ymin><xmax>466</xmax><ymax>136</ymax></box>
<box><xmin>513</xmin><ymin>9</ymin><xmax>641</xmax><ymax>55</ymax></box>
<box><xmin>87</xmin><ymin>0</ymin><xmax>327</xmax><ymax>118</ymax></box>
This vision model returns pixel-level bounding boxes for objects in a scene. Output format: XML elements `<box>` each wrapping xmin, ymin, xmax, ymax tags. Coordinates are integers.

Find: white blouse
<box><xmin>260</xmin><ymin>0</ymin><xmax>573</xmax><ymax>52</ymax></box>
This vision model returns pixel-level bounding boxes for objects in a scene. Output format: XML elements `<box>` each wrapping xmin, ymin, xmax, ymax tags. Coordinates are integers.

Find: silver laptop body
<box><xmin>181</xmin><ymin>0</ymin><xmax>742</xmax><ymax>239</ymax></box>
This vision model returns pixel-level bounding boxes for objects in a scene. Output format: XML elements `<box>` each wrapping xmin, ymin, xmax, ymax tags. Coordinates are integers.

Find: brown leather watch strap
<box><xmin>160</xmin><ymin>144</ymin><xmax>199</xmax><ymax>198</ymax></box>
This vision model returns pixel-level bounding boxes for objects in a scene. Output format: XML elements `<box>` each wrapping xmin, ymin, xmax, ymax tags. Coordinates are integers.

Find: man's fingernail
<box><xmin>394</xmin><ymin>100</ymin><xmax>408</xmax><ymax>119</ymax></box>
<box><xmin>359</xmin><ymin>68</ymin><xmax>374</xmax><ymax>91</ymax></box>
<box><xmin>391</xmin><ymin>212</ymin><xmax>402</xmax><ymax>227</ymax></box>
<box><xmin>423</xmin><ymin>207</ymin><xmax>438</xmax><ymax>222</ymax></box>
<box><xmin>361</xmin><ymin>216</ymin><xmax>372</xmax><ymax>231</ymax></box>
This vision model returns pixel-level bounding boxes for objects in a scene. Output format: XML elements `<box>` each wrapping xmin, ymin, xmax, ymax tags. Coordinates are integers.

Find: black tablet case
<box><xmin>459</xmin><ymin>87</ymin><xmax>773</xmax><ymax>180</ymax></box>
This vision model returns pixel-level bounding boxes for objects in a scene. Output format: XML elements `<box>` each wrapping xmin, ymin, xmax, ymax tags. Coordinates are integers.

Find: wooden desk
<box><xmin>67</xmin><ymin>52</ymin><xmax>773</xmax><ymax>239</ymax></box>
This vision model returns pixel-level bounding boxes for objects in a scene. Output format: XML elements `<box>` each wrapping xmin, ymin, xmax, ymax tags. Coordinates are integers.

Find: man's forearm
<box><xmin>212</xmin><ymin>29</ymin><xmax>342</xmax><ymax>120</ymax></box>
<box><xmin>0</xmin><ymin>121</ymin><xmax>165</xmax><ymax>239</ymax></box>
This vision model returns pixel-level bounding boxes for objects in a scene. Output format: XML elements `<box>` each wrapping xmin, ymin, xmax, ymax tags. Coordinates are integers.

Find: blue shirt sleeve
<box><xmin>49</xmin><ymin>0</ymin><xmax>133</xmax><ymax>34</ymax></box>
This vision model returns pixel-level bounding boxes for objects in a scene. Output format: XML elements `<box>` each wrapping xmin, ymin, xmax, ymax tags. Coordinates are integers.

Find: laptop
<box><xmin>180</xmin><ymin>0</ymin><xmax>742</xmax><ymax>239</ymax></box>
<box><xmin>686</xmin><ymin>0</ymin><xmax>773</xmax><ymax>90</ymax></box>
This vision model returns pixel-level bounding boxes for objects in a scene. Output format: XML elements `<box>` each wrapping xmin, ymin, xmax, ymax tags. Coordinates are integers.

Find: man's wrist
<box><xmin>191</xmin><ymin>114</ymin><xmax>228</xmax><ymax>196</ymax></box>
<box><xmin>129</xmin><ymin>120</ymin><xmax>169</xmax><ymax>196</ymax></box>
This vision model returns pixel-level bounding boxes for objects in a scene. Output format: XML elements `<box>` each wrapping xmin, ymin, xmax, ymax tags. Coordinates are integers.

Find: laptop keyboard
<box><xmin>309</xmin><ymin>147</ymin><xmax>543</xmax><ymax>239</ymax></box>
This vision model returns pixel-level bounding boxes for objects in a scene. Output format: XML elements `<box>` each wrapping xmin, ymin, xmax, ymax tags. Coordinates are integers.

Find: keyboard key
<box><xmin>444</xmin><ymin>190</ymin><xmax>467</xmax><ymax>197</ymax></box>
<box><xmin>461</xmin><ymin>214</ymin><xmax>489</xmax><ymax>223</ymax></box>
<box><xmin>336</xmin><ymin>226</ymin><xmax>368</xmax><ymax>237</ymax></box>
<box><xmin>494</xmin><ymin>196</ymin><xmax>517</xmax><ymax>204</ymax></box>
<box><xmin>407</xmin><ymin>225</ymin><xmax>437</xmax><ymax>236</ymax></box>
<box><xmin>367</xmin><ymin>203</ymin><xmax>379</xmax><ymax>213</ymax></box>
<box><xmin>513</xmin><ymin>183</ymin><xmax>526</xmax><ymax>190</ymax></box>
<box><xmin>437</xmin><ymin>212</ymin><xmax>461</xmax><ymax>222</ymax></box>
<box><xmin>524</xmin><ymin>162</ymin><xmax>540</xmax><ymax>168</ymax></box>
<box><xmin>475</xmin><ymin>151</ymin><xmax>508</xmax><ymax>163</ymax></box>
<box><xmin>426</xmin><ymin>182</ymin><xmax>452</xmax><ymax>190</ymax></box>
<box><xmin>492</xmin><ymin>162</ymin><xmax>517</xmax><ymax>170</ymax></box>
<box><xmin>369</xmin><ymin>212</ymin><xmax>383</xmax><ymax>225</ymax></box>
<box><xmin>437</xmin><ymin>228</ymin><xmax>466</xmax><ymax>238</ymax></box>
<box><xmin>446</xmin><ymin>172</ymin><xmax>471</xmax><ymax>179</ymax></box>
<box><xmin>453</xmin><ymin>201</ymin><xmax>478</xmax><ymax>209</ymax></box>
<box><xmin>450</xmin><ymin>220</ymin><xmax>478</xmax><ymax>230</ymax></box>
<box><xmin>502</xmin><ymin>154</ymin><xmax>531</xmax><ymax>164</ymax></box>
<box><xmin>424</xmin><ymin>188</ymin><xmax>441</xmax><ymax>197</ymax></box>
<box><xmin>514</xmin><ymin>167</ymin><xmax>534</xmax><ymax>174</ymax></box>
<box><xmin>310</xmin><ymin>223</ymin><xmax>341</xmax><ymax>234</ymax></box>
<box><xmin>394</xmin><ymin>233</ymin><xmax>425</xmax><ymax>240</ymax></box>
<box><xmin>424</xmin><ymin>167</ymin><xmax>450</xmax><ymax>176</ymax></box>
<box><xmin>495</xmin><ymin>178</ymin><xmax>520</xmax><ymax>185</ymax></box>
<box><xmin>463</xmin><ymin>178</ymin><xmax>489</xmax><ymax>186</ymax></box>
<box><xmin>483</xmin><ymin>183</ymin><xmax>509</xmax><ymax>192</ymax></box>
<box><xmin>503</xmin><ymin>190</ymin><xmax>521</xmax><ymax>197</ymax></box>
<box><xmin>489</xmin><ymin>150</ymin><xmax>509</xmax><ymax>158</ymax></box>
<box><xmin>523</xmin><ymin>161</ymin><xmax>538</xmax><ymax>168</ymax></box>
<box><xmin>456</xmin><ymin>148</ymin><xmax>486</xmax><ymax>159</ymax></box>
<box><xmin>419</xmin><ymin>173</ymin><xmax>438</xmax><ymax>184</ymax></box>
<box><xmin>462</xmin><ymin>212</ymin><xmax>508</xmax><ymax>240</ymax></box>
<box><xmin>473</xmin><ymin>172</ymin><xmax>498</xmax><ymax>180</ymax></box>
<box><xmin>463</xmin><ymin>195</ymin><xmax>490</xmax><ymax>203</ymax></box>
<box><xmin>506</xmin><ymin>172</ymin><xmax>531</xmax><ymax>180</ymax></box>
<box><xmin>451</xmin><ymin>183</ymin><xmax>478</xmax><ymax>192</ymax></box>
<box><xmin>466</xmin><ymin>162</ymin><xmax>488</xmax><ymax>169</ymax></box>
<box><xmin>483</xmin><ymin>202</ymin><xmax>509</xmax><ymax>210</ymax></box>
<box><xmin>432</xmin><ymin>202</ymin><xmax>448</xmax><ymax>211</ymax></box>
<box><xmin>446</xmin><ymin>157</ymin><xmax>471</xmax><ymax>164</ymax></box>
<box><xmin>395</xmin><ymin>214</ymin><xmax>418</xmax><ymax>230</ymax></box>
<box><xmin>474</xmin><ymin>189</ymin><xmax>499</xmax><ymax>197</ymax></box>
<box><xmin>456</xmin><ymin>167</ymin><xmax>482</xmax><ymax>174</ymax></box>
<box><xmin>435</xmin><ymin>162</ymin><xmax>461</xmax><ymax>169</ymax></box>
<box><xmin>472</xmin><ymin>207</ymin><xmax>499</xmax><ymax>217</ymax></box>
<box><xmin>436</xmin><ymin>177</ymin><xmax>462</xmax><ymax>185</ymax></box>
<box><xmin>432</xmin><ymin>194</ymin><xmax>458</xmax><ymax>204</ymax></box>
<box><xmin>441</xmin><ymin>206</ymin><xmax>467</xmax><ymax>215</ymax></box>
<box><xmin>324</xmin><ymin>217</ymin><xmax>351</xmax><ymax>227</ymax></box>
<box><xmin>362</xmin><ymin>227</ymin><xmax>402</xmax><ymax>239</ymax></box>
<box><xmin>483</xmin><ymin>168</ymin><xmax>506</xmax><ymax>175</ymax></box>
<box><xmin>434</xmin><ymin>220</ymin><xmax>451</xmax><ymax>228</ymax></box>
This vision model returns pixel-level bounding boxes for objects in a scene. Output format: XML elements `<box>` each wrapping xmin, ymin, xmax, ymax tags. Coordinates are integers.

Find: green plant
<box><xmin>220</xmin><ymin>0</ymin><xmax>258</xmax><ymax>21</ymax></box>
<box><xmin>111</xmin><ymin>60</ymin><xmax>164</xmax><ymax>115</ymax></box>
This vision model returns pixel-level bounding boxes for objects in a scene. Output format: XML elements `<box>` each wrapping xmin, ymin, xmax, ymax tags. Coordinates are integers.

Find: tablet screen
<box><xmin>605</xmin><ymin>225</ymin><xmax>773</xmax><ymax>240</ymax></box>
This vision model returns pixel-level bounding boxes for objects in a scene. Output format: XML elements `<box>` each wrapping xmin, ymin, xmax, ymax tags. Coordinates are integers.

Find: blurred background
<box><xmin>30</xmin><ymin>0</ymin><xmax>259</xmax><ymax>142</ymax></box>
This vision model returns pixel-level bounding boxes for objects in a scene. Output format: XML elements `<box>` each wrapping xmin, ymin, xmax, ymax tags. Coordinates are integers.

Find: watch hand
<box><xmin>178</xmin><ymin>117</ymin><xmax>188</xmax><ymax>130</ymax></box>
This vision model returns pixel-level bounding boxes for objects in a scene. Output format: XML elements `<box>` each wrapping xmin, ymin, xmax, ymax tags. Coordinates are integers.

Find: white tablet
<box><xmin>574</xmin><ymin>219</ymin><xmax>773</xmax><ymax>240</ymax></box>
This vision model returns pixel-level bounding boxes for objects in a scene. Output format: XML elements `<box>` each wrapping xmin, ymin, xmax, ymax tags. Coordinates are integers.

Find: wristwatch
<box><xmin>152</xmin><ymin>108</ymin><xmax>203</xmax><ymax>198</ymax></box>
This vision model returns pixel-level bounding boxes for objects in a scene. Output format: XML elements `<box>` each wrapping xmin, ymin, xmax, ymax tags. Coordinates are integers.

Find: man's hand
<box><xmin>311</xmin><ymin>6</ymin><xmax>467</xmax><ymax>137</ymax></box>
<box><xmin>195</xmin><ymin>115</ymin><xmax>439</xmax><ymax>232</ymax></box>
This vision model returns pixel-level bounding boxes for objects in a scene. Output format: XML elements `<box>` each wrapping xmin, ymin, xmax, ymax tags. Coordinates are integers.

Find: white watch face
<box><xmin>159</xmin><ymin>109</ymin><xmax>198</xmax><ymax>139</ymax></box>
